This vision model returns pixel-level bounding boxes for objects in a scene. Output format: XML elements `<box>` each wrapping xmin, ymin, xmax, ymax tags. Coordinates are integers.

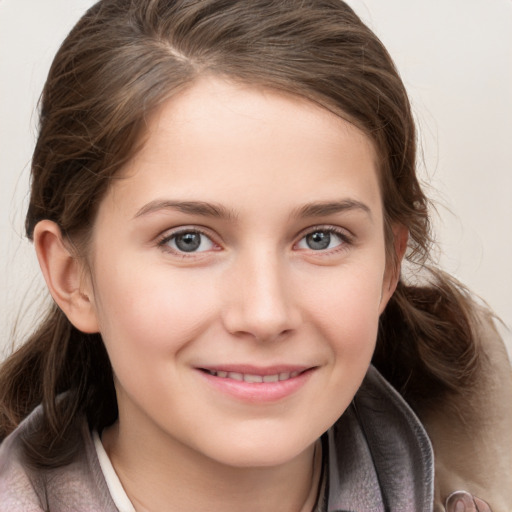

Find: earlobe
<box><xmin>33</xmin><ymin>220</ymin><xmax>99</xmax><ymax>333</ymax></box>
<box><xmin>379</xmin><ymin>224</ymin><xmax>409</xmax><ymax>313</ymax></box>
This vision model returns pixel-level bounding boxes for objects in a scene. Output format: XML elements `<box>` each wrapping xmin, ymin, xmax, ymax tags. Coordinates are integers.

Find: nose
<box><xmin>221</xmin><ymin>248</ymin><xmax>301</xmax><ymax>342</ymax></box>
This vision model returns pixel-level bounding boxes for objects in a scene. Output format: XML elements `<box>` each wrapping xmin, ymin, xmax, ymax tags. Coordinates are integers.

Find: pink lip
<box><xmin>196</xmin><ymin>365</ymin><xmax>316</xmax><ymax>403</ymax></box>
<box><xmin>199</xmin><ymin>364</ymin><xmax>310</xmax><ymax>375</ymax></box>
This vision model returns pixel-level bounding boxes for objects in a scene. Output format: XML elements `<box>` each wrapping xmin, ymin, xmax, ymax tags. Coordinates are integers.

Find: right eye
<box><xmin>295</xmin><ymin>227</ymin><xmax>351</xmax><ymax>253</ymax></box>
<box><xmin>159</xmin><ymin>229</ymin><xmax>216</xmax><ymax>254</ymax></box>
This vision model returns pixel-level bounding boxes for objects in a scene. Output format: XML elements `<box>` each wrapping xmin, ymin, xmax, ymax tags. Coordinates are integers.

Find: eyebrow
<box><xmin>133</xmin><ymin>200</ymin><xmax>237</xmax><ymax>220</ymax></box>
<box><xmin>293</xmin><ymin>199</ymin><xmax>372</xmax><ymax>219</ymax></box>
<box><xmin>133</xmin><ymin>198</ymin><xmax>371</xmax><ymax>222</ymax></box>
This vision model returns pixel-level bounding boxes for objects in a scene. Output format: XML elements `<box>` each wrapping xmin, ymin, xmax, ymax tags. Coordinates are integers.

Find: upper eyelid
<box><xmin>296</xmin><ymin>224</ymin><xmax>354</xmax><ymax>240</ymax></box>
<box><xmin>156</xmin><ymin>226</ymin><xmax>222</xmax><ymax>253</ymax></box>
<box><xmin>292</xmin><ymin>226</ymin><xmax>354</xmax><ymax>258</ymax></box>
<box><xmin>293</xmin><ymin>226</ymin><xmax>354</xmax><ymax>254</ymax></box>
<box><xmin>157</xmin><ymin>225</ymin><xmax>218</xmax><ymax>242</ymax></box>
<box><xmin>155</xmin><ymin>228</ymin><xmax>223</xmax><ymax>261</ymax></box>
<box><xmin>155</xmin><ymin>224</ymin><xmax>353</xmax><ymax>250</ymax></box>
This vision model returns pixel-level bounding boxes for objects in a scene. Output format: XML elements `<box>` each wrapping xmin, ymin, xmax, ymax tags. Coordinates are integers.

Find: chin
<box><xmin>198</xmin><ymin>430</ymin><xmax>317</xmax><ymax>469</ymax></box>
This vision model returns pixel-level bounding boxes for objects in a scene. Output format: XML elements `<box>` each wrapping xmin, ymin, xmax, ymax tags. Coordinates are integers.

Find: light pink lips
<box><xmin>196</xmin><ymin>365</ymin><xmax>316</xmax><ymax>402</ymax></box>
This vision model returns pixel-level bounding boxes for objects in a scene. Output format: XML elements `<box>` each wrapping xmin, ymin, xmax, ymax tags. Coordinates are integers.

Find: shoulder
<box><xmin>0</xmin><ymin>405</ymin><xmax>118</xmax><ymax>512</ymax></box>
<box><xmin>419</xmin><ymin>310</ymin><xmax>512</xmax><ymax>511</ymax></box>
<box><xmin>327</xmin><ymin>365</ymin><xmax>434</xmax><ymax>512</ymax></box>
<box><xmin>0</xmin><ymin>412</ymin><xmax>43</xmax><ymax>512</ymax></box>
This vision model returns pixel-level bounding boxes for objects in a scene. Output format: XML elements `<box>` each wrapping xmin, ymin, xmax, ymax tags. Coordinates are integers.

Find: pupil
<box><xmin>175</xmin><ymin>232</ymin><xmax>201</xmax><ymax>252</ymax></box>
<box><xmin>307</xmin><ymin>231</ymin><xmax>330</xmax><ymax>250</ymax></box>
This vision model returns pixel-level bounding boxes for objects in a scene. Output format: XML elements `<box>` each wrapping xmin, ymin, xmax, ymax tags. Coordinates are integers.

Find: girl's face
<box><xmin>85</xmin><ymin>77</ymin><xmax>398</xmax><ymax>468</ymax></box>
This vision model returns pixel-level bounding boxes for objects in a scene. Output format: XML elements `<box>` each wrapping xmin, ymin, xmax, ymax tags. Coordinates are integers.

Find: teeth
<box><xmin>205</xmin><ymin>369</ymin><xmax>302</xmax><ymax>382</ymax></box>
<box><xmin>243</xmin><ymin>374</ymin><xmax>262</xmax><ymax>383</ymax></box>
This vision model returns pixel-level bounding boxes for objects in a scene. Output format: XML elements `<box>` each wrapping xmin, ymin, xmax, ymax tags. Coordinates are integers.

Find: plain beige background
<box><xmin>1</xmin><ymin>0</ymin><xmax>511</xmax><ymax>357</ymax></box>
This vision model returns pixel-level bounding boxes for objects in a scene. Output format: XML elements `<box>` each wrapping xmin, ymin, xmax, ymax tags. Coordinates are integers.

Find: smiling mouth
<box><xmin>198</xmin><ymin>366</ymin><xmax>315</xmax><ymax>401</ymax></box>
<box><xmin>201</xmin><ymin>369</ymin><xmax>304</xmax><ymax>383</ymax></box>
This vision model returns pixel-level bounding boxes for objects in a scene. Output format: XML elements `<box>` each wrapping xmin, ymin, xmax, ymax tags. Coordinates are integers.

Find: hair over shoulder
<box><xmin>0</xmin><ymin>0</ymin><xmax>485</xmax><ymax>467</ymax></box>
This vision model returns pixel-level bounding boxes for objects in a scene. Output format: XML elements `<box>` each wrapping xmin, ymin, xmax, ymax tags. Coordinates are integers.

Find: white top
<box><xmin>93</xmin><ymin>431</ymin><xmax>136</xmax><ymax>512</ymax></box>
<box><xmin>92</xmin><ymin>431</ymin><xmax>320</xmax><ymax>512</ymax></box>
<box><xmin>92</xmin><ymin>430</ymin><xmax>322</xmax><ymax>512</ymax></box>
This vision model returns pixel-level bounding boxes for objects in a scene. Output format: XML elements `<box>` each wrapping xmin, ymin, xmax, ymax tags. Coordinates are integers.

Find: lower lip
<box><xmin>197</xmin><ymin>369</ymin><xmax>315</xmax><ymax>403</ymax></box>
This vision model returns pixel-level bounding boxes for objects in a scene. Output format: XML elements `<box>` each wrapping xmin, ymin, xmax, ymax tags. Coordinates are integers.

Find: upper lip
<box><xmin>196</xmin><ymin>364</ymin><xmax>314</xmax><ymax>375</ymax></box>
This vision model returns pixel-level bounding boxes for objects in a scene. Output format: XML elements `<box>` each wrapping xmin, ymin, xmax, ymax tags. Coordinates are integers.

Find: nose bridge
<box><xmin>222</xmin><ymin>245</ymin><xmax>300</xmax><ymax>341</ymax></box>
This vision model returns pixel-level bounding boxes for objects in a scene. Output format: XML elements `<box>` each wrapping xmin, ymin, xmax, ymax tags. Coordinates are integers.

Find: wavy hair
<box><xmin>0</xmin><ymin>0</ymin><xmax>482</xmax><ymax>467</ymax></box>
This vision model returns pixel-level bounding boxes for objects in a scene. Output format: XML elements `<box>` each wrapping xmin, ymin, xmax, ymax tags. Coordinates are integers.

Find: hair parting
<box><xmin>1</xmin><ymin>0</ymin><xmax>485</xmax><ymax>467</ymax></box>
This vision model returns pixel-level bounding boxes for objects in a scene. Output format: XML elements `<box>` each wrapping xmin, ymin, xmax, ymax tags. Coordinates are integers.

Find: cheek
<box><xmin>284</xmin><ymin>263</ymin><xmax>386</xmax><ymax>437</ymax></box>
<box><xmin>91</xmin><ymin>259</ymin><xmax>219</xmax><ymax>359</ymax></box>
<box><xmin>298</xmin><ymin>260</ymin><xmax>386</xmax><ymax>374</ymax></box>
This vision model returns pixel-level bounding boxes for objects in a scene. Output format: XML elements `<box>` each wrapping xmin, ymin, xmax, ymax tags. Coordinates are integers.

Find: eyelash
<box><xmin>157</xmin><ymin>227</ymin><xmax>219</xmax><ymax>257</ymax></box>
<box><xmin>156</xmin><ymin>225</ymin><xmax>353</xmax><ymax>257</ymax></box>
<box><xmin>294</xmin><ymin>226</ymin><xmax>353</xmax><ymax>254</ymax></box>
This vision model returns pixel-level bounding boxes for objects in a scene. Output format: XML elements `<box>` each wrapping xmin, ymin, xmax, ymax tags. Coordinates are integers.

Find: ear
<box><xmin>33</xmin><ymin>220</ymin><xmax>99</xmax><ymax>333</ymax></box>
<box><xmin>379</xmin><ymin>223</ymin><xmax>408</xmax><ymax>313</ymax></box>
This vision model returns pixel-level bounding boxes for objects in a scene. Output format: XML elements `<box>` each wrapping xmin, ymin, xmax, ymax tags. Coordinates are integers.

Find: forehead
<box><xmin>103</xmin><ymin>77</ymin><xmax>381</xmax><ymax>218</ymax></box>
<box><xmin>144</xmin><ymin>78</ymin><xmax>375</xmax><ymax>160</ymax></box>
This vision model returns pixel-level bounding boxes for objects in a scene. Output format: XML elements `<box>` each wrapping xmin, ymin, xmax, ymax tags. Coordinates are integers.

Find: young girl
<box><xmin>0</xmin><ymin>1</ymin><xmax>510</xmax><ymax>511</ymax></box>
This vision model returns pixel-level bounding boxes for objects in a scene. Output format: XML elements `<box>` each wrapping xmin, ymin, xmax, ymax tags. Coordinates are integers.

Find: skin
<box><xmin>34</xmin><ymin>77</ymin><xmax>405</xmax><ymax>512</ymax></box>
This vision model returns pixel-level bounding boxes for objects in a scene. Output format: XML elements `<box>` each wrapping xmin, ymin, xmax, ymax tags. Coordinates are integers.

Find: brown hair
<box><xmin>0</xmin><ymin>0</ymin><xmax>482</xmax><ymax>466</ymax></box>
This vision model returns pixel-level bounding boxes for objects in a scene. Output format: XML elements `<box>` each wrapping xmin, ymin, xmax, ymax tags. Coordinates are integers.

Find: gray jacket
<box><xmin>0</xmin><ymin>365</ymin><xmax>434</xmax><ymax>511</ymax></box>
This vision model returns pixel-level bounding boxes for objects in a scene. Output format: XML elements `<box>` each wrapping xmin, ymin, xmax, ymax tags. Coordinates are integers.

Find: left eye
<box><xmin>163</xmin><ymin>230</ymin><xmax>215</xmax><ymax>253</ymax></box>
<box><xmin>296</xmin><ymin>230</ymin><xmax>345</xmax><ymax>251</ymax></box>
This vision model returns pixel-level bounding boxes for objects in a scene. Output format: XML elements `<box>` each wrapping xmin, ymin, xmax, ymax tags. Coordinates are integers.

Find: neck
<box><xmin>102</xmin><ymin>419</ymin><xmax>322</xmax><ymax>512</ymax></box>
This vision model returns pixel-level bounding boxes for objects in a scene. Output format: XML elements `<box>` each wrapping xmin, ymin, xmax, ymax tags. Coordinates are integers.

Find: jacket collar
<box><xmin>325</xmin><ymin>365</ymin><xmax>434</xmax><ymax>512</ymax></box>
